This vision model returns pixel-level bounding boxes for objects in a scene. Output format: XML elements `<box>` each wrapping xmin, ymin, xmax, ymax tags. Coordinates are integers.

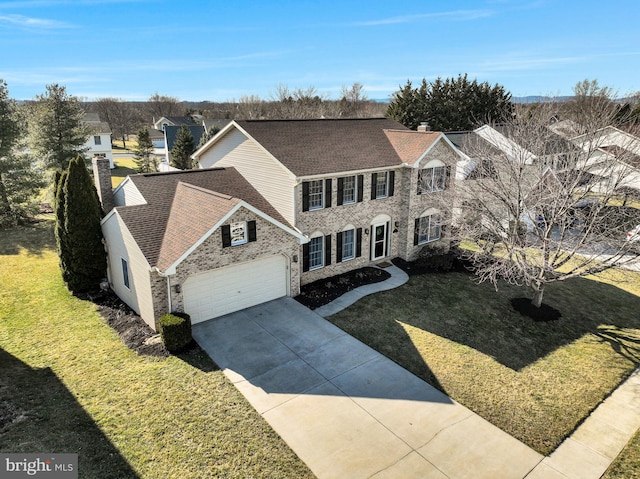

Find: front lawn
<box><xmin>0</xmin><ymin>219</ymin><xmax>313</xmax><ymax>478</ymax></box>
<box><xmin>111</xmin><ymin>157</ymin><xmax>137</xmax><ymax>187</ymax></box>
<box><xmin>327</xmin><ymin>262</ymin><xmax>640</xmax><ymax>455</ymax></box>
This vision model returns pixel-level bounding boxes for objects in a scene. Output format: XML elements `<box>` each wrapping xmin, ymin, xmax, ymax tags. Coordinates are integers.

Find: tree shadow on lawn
<box><xmin>0</xmin><ymin>348</ymin><xmax>140</xmax><ymax>478</ymax></box>
<box><xmin>396</xmin><ymin>271</ymin><xmax>640</xmax><ymax>371</ymax></box>
<box><xmin>0</xmin><ymin>219</ymin><xmax>56</xmax><ymax>256</ymax></box>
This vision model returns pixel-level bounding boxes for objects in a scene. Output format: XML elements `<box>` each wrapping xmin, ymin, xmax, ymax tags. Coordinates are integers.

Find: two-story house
<box><xmin>93</xmin><ymin>118</ymin><xmax>461</xmax><ymax>330</ymax></box>
<box><xmin>193</xmin><ymin>118</ymin><xmax>461</xmax><ymax>286</ymax></box>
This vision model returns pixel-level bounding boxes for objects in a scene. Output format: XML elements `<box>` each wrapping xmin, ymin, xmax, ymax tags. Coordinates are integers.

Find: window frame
<box><xmin>342</xmin><ymin>176</ymin><xmax>356</xmax><ymax>205</ymax></box>
<box><xmin>375</xmin><ymin>172</ymin><xmax>389</xmax><ymax>199</ymax></box>
<box><xmin>230</xmin><ymin>221</ymin><xmax>248</xmax><ymax>246</ymax></box>
<box><xmin>94</xmin><ymin>135</ymin><xmax>102</xmax><ymax>146</ymax></box>
<box><xmin>340</xmin><ymin>228</ymin><xmax>355</xmax><ymax>261</ymax></box>
<box><xmin>121</xmin><ymin>257</ymin><xmax>130</xmax><ymax>289</ymax></box>
<box><xmin>308</xmin><ymin>179</ymin><xmax>324</xmax><ymax>211</ymax></box>
<box><xmin>418</xmin><ymin>166</ymin><xmax>447</xmax><ymax>194</ymax></box>
<box><xmin>308</xmin><ymin>235</ymin><xmax>324</xmax><ymax>270</ymax></box>
<box><xmin>416</xmin><ymin>215</ymin><xmax>441</xmax><ymax>245</ymax></box>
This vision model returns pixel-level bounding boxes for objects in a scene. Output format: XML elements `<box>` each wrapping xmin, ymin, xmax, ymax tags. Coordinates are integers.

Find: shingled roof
<box><xmin>383</xmin><ymin>129</ymin><xmax>441</xmax><ymax>166</ymax></box>
<box><xmin>235</xmin><ymin>118</ymin><xmax>410</xmax><ymax>176</ymax></box>
<box><xmin>115</xmin><ymin>168</ymin><xmax>289</xmax><ymax>269</ymax></box>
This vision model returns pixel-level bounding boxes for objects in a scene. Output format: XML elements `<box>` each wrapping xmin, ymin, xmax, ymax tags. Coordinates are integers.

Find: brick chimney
<box><xmin>417</xmin><ymin>122</ymin><xmax>431</xmax><ymax>132</ymax></box>
<box><xmin>92</xmin><ymin>156</ymin><xmax>115</xmax><ymax>213</ymax></box>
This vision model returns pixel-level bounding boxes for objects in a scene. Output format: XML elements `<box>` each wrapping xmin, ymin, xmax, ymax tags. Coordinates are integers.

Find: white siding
<box><xmin>102</xmin><ymin>212</ymin><xmax>156</xmax><ymax>328</ymax></box>
<box><xmin>83</xmin><ymin>133</ymin><xmax>114</xmax><ymax>168</ymax></box>
<box><xmin>198</xmin><ymin>128</ymin><xmax>297</xmax><ymax>224</ymax></box>
<box><xmin>113</xmin><ymin>178</ymin><xmax>147</xmax><ymax>206</ymax></box>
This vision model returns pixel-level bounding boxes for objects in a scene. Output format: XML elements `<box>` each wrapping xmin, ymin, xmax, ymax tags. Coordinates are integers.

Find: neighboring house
<box><xmin>147</xmin><ymin>127</ymin><xmax>165</xmax><ymax>149</ymax></box>
<box><xmin>203</xmin><ymin>118</ymin><xmax>231</xmax><ymax>134</ymax></box>
<box><xmin>93</xmin><ymin>158</ymin><xmax>306</xmax><ymax>329</ymax></box>
<box><xmin>193</xmin><ymin>118</ymin><xmax>462</xmax><ymax>286</ymax></box>
<box><xmin>162</xmin><ymin>125</ymin><xmax>205</xmax><ymax>165</ymax></box>
<box><xmin>83</xmin><ymin>113</ymin><xmax>114</xmax><ymax>168</ymax></box>
<box><xmin>153</xmin><ymin>116</ymin><xmax>198</xmax><ymax>131</ymax></box>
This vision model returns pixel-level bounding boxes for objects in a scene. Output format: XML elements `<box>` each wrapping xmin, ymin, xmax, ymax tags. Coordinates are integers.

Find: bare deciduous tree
<box><xmin>436</xmin><ymin>83</ymin><xmax>640</xmax><ymax>308</ymax></box>
<box><xmin>147</xmin><ymin>92</ymin><xmax>181</xmax><ymax>120</ymax></box>
<box><xmin>94</xmin><ymin>97</ymin><xmax>141</xmax><ymax>149</ymax></box>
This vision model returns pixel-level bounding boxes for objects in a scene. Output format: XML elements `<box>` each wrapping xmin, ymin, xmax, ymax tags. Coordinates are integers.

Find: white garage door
<box><xmin>183</xmin><ymin>255</ymin><xmax>288</xmax><ymax>324</ymax></box>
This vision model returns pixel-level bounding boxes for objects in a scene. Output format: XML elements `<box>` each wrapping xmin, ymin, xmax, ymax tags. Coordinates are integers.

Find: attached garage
<box><xmin>183</xmin><ymin>255</ymin><xmax>289</xmax><ymax>324</ymax></box>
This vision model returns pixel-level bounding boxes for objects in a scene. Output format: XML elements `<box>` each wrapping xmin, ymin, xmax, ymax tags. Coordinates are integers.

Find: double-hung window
<box><xmin>308</xmin><ymin>236</ymin><xmax>324</xmax><ymax>270</ymax></box>
<box><xmin>415</xmin><ymin>215</ymin><xmax>441</xmax><ymax>245</ymax></box>
<box><xmin>375</xmin><ymin>173</ymin><xmax>388</xmax><ymax>198</ymax></box>
<box><xmin>94</xmin><ymin>135</ymin><xmax>102</xmax><ymax>146</ymax></box>
<box><xmin>342</xmin><ymin>176</ymin><xmax>356</xmax><ymax>204</ymax></box>
<box><xmin>341</xmin><ymin>229</ymin><xmax>355</xmax><ymax>261</ymax></box>
<box><xmin>308</xmin><ymin>180</ymin><xmax>324</xmax><ymax>210</ymax></box>
<box><xmin>418</xmin><ymin>166</ymin><xmax>447</xmax><ymax>194</ymax></box>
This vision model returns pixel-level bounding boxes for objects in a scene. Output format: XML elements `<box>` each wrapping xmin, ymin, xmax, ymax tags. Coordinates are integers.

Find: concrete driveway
<box><xmin>192</xmin><ymin>297</ymin><xmax>542</xmax><ymax>479</ymax></box>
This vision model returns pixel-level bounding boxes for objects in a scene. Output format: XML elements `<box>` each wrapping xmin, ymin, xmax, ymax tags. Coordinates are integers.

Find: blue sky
<box><xmin>0</xmin><ymin>0</ymin><xmax>639</xmax><ymax>102</ymax></box>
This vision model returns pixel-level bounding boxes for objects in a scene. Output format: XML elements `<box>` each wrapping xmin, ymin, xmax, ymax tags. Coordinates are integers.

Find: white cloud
<box><xmin>0</xmin><ymin>13</ymin><xmax>73</xmax><ymax>28</ymax></box>
<box><xmin>348</xmin><ymin>9</ymin><xmax>494</xmax><ymax>27</ymax></box>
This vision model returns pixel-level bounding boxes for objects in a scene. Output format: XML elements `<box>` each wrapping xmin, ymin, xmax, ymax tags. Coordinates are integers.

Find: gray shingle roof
<box><xmin>165</xmin><ymin>125</ymin><xmax>205</xmax><ymax>152</ymax></box>
<box><xmin>116</xmin><ymin>167</ymin><xmax>289</xmax><ymax>268</ymax></box>
<box><xmin>236</xmin><ymin>118</ymin><xmax>410</xmax><ymax>176</ymax></box>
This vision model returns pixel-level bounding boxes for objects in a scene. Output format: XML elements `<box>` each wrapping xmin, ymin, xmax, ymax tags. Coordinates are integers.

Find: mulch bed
<box><xmin>88</xmin><ymin>292</ymin><xmax>170</xmax><ymax>357</ymax></box>
<box><xmin>295</xmin><ymin>267</ymin><xmax>391</xmax><ymax>310</ymax></box>
<box><xmin>511</xmin><ymin>297</ymin><xmax>562</xmax><ymax>322</ymax></box>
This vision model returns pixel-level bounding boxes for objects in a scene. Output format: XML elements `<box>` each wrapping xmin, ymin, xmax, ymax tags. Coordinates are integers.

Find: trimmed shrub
<box><xmin>158</xmin><ymin>312</ymin><xmax>192</xmax><ymax>352</ymax></box>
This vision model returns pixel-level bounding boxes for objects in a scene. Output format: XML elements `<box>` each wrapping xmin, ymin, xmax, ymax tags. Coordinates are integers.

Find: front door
<box><xmin>371</xmin><ymin>222</ymin><xmax>389</xmax><ymax>260</ymax></box>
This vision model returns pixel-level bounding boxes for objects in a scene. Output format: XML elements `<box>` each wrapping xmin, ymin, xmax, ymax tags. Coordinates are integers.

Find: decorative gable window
<box><xmin>418</xmin><ymin>166</ymin><xmax>450</xmax><ymax>194</ymax></box>
<box><xmin>302</xmin><ymin>179</ymin><xmax>332</xmax><ymax>211</ymax></box>
<box><xmin>221</xmin><ymin>220</ymin><xmax>257</xmax><ymax>247</ymax></box>
<box><xmin>337</xmin><ymin>175</ymin><xmax>363</xmax><ymax>206</ymax></box>
<box><xmin>370</xmin><ymin>171</ymin><xmax>395</xmax><ymax>200</ymax></box>
<box><xmin>414</xmin><ymin>214</ymin><xmax>441</xmax><ymax>245</ymax></box>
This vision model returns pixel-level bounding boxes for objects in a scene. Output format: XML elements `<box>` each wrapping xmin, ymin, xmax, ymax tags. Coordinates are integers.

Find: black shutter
<box><xmin>336</xmin><ymin>231</ymin><xmax>343</xmax><ymax>262</ymax></box>
<box><xmin>356</xmin><ymin>228</ymin><xmax>362</xmax><ymax>257</ymax></box>
<box><xmin>414</xmin><ymin>218</ymin><xmax>420</xmax><ymax>246</ymax></box>
<box><xmin>445</xmin><ymin>165</ymin><xmax>452</xmax><ymax>189</ymax></box>
<box><xmin>325</xmin><ymin>179</ymin><xmax>332</xmax><ymax>208</ymax></box>
<box><xmin>302</xmin><ymin>243</ymin><xmax>310</xmax><ymax>272</ymax></box>
<box><xmin>337</xmin><ymin>177</ymin><xmax>344</xmax><ymax>206</ymax></box>
<box><xmin>324</xmin><ymin>234</ymin><xmax>332</xmax><ymax>266</ymax></box>
<box><xmin>371</xmin><ymin>173</ymin><xmax>377</xmax><ymax>199</ymax></box>
<box><xmin>221</xmin><ymin>225</ymin><xmax>231</xmax><ymax>248</ymax></box>
<box><xmin>302</xmin><ymin>182</ymin><xmax>310</xmax><ymax>212</ymax></box>
<box><xmin>357</xmin><ymin>175</ymin><xmax>364</xmax><ymax>202</ymax></box>
<box><xmin>247</xmin><ymin>220</ymin><xmax>257</xmax><ymax>242</ymax></box>
<box><xmin>388</xmin><ymin>171</ymin><xmax>395</xmax><ymax>197</ymax></box>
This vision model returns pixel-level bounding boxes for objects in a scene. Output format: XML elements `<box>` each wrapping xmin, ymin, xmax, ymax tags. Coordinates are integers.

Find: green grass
<box><xmin>111</xmin><ymin>157</ymin><xmax>138</xmax><ymax>187</ymax></box>
<box><xmin>327</xmin><ymin>266</ymin><xmax>640</xmax><ymax>456</ymax></box>
<box><xmin>604</xmin><ymin>429</ymin><xmax>640</xmax><ymax>478</ymax></box>
<box><xmin>0</xmin><ymin>219</ymin><xmax>313</xmax><ymax>478</ymax></box>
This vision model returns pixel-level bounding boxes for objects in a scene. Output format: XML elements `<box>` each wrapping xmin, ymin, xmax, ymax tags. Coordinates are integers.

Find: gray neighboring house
<box><xmin>163</xmin><ymin>125</ymin><xmax>206</xmax><ymax>165</ymax></box>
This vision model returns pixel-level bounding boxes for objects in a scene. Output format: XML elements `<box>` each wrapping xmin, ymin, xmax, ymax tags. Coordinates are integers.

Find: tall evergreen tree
<box><xmin>0</xmin><ymin>79</ymin><xmax>45</xmax><ymax>227</ymax></box>
<box><xmin>29</xmin><ymin>83</ymin><xmax>89</xmax><ymax>171</ymax></box>
<box><xmin>54</xmin><ymin>169</ymin><xmax>71</xmax><ymax>283</ymax></box>
<box><xmin>59</xmin><ymin>156</ymin><xmax>106</xmax><ymax>293</ymax></box>
<box><xmin>133</xmin><ymin>128</ymin><xmax>157</xmax><ymax>173</ymax></box>
<box><xmin>170</xmin><ymin>126</ymin><xmax>196</xmax><ymax>170</ymax></box>
<box><xmin>387</xmin><ymin>74</ymin><xmax>512</xmax><ymax>131</ymax></box>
